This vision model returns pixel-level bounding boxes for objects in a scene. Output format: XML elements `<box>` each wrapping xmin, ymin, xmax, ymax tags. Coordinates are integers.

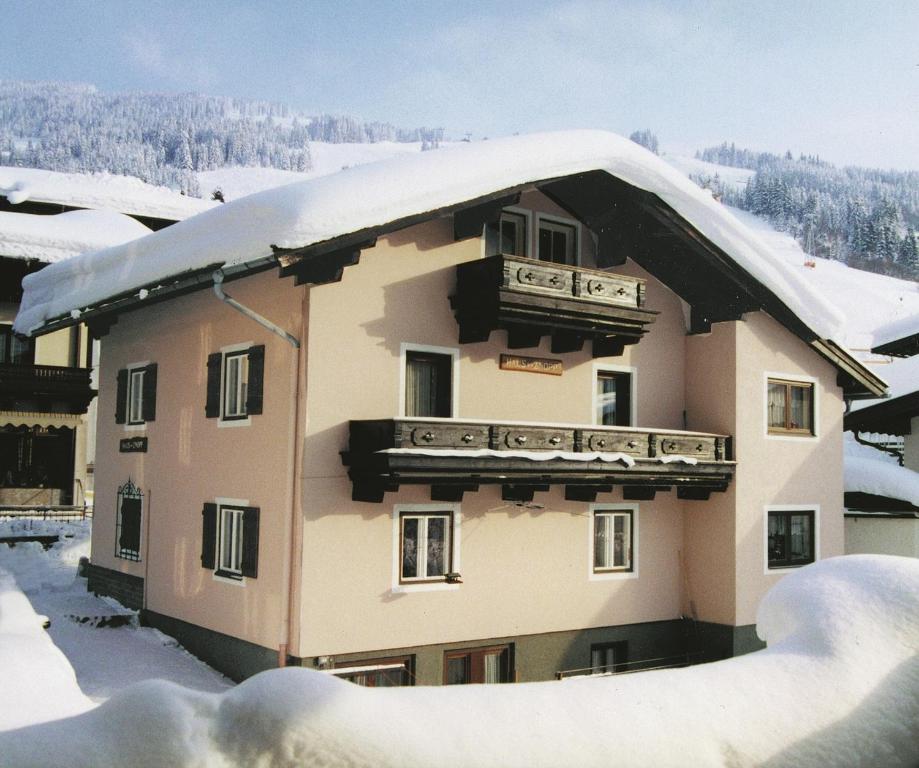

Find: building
<box><xmin>15</xmin><ymin>131</ymin><xmax>884</xmax><ymax>683</ymax></box>
<box><xmin>1</xmin><ymin>168</ymin><xmax>215</xmax><ymax>512</ymax></box>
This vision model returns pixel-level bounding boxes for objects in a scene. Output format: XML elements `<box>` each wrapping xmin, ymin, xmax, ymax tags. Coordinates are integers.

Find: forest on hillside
<box><xmin>0</xmin><ymin>81</ymin><xmax>442</xmax><ymax>196</ymax></box>
<box><xmin>693</xmin><ymin>142</ymin><xmax>919</xmax><ymax>278</ymax></box>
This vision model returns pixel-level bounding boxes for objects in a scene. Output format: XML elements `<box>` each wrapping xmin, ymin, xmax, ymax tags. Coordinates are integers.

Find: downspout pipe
<box><xmin>212</xmin><ymin>270</ymin><xmax>300</xmax><ymax>349</ymax></box>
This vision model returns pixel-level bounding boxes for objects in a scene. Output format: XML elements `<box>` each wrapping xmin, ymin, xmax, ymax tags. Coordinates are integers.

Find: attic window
<box><xmin>499</xmin><ymin>211</ymin><xmax>527</xmax><ymax>257</ymax></box>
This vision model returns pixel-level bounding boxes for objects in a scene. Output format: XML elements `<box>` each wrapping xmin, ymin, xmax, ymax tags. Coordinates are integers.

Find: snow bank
<box><xmin>0</xmin><ymin>568</ymin><xmax>93</xmax><ymax>731</ymax></box>
<box><xmin>15</xmin><ymin>130</ymin><xmax>846</xmax><ymax>343</ymax></box>
<box><xmin>845</xmin><ymin>452</ymin><xmax>919</xmax><ymax>507</ymax></box>
<box><xmin>0</xmin><ymin>166</ymin><xmax>215</xmax><ymax>221</ymax></box>
<box><xmin>1</xmin><ymin>555</ymin><xmax>917</xmax><ymax>766</ymax></box>
<box><xmin>0</xmin><ymin>208</ymin><xmax>151</xmax><ymax>264</ymax></box>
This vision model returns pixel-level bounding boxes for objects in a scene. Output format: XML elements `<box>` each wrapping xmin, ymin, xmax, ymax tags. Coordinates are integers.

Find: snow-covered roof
<box><xmin>845</xmin><ymin>435</ymin><xmax>919</xmax><ymax>507</ymax></box>
<box><xmin>10</xmin><ymin>131</ymin><xmax>856</xmax><ymax>346</ymax></box>
<box><xmin>0</xmin><ymin>209</ymin><xmax>151</xmax><ymax>264</ymax></box>
<box><xmin>0</xmin><ymin>166</ymin><xmax>215</xmax><ymax>222</ymax></box>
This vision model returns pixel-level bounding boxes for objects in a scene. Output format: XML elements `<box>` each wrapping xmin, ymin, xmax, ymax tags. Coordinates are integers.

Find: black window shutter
<box><xmin>205</xmin><ymin>353</ymin><xmax>222</xmax><ymax>418</ymax></box>
<box><xmin>115</xmin><ymin>368</ymin><xmax>128</xmax><ymax>424</ymax></box>
<box><xmin>241</xmin><ymin>506</ymin><xmax>260</xmax><ymax>578</ymax></box>
<box><xmin>245</xmin><ymin>345</ymin><xmax>265</xmax><ymax>416</ymax></box>
<box><xmin>142</xmin><ymin>363</ymin><xmax>158</xmax><ymax>422</ymax></box>
<box><xmin>201</xmin><ymin>503</ymin><xmax>217</xmax><ymax>569</ymax></box>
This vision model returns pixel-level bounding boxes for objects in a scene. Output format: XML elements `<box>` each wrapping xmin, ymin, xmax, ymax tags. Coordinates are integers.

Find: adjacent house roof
<box><xmin>0</xmin><ymin>166</ymin><xmax>215</xmax><ymax>225</ymax></box>
<box><xmin>0</xmin><ymin>209</ymin><xmax>151</xmax><ymax>264</ymax></box>
<box><xmin>844</xmin><ymin>436</ymin><xmax>919</xmax><ymax>513</ymax></box>
<box><xmin>11</xmin><ymin>130</ymin><xmax>885</xmax><ymax>397</ymax></box>
<box><xmin>871</xmin><ymin>314</ymin><xmax>919</xmax><ymax>357</ymax></box>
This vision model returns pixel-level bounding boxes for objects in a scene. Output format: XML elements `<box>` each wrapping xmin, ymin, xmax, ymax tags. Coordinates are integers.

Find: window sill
<box><xmin>767</xmin><ymin>562</ymin><xmax>813</xmax><ymax>571</ymax></box>
<box><xmin>589</xmin><ymin>569</ymin><xmax>638</xmax><ymax>582</ymax></box>
<box><xmin>212</xmin><ymin>571</ymin><xmax>246</xmax><ymax>586</ymax></box>
<box><xmin>218</xmin><ymin>416</ymin><xmax>252</xmax><ymax>429</ymax></box>
<box><xmin>765</xmin><ymin>431</ymin><xmax>817</xmax><ymax>442</ymax></box>
<box><xmin>391</xmin><ymin>580</ymin><xmax>460</xmax><ymax>594</ymax></box>
<box><xmin>123</xmin><ymin>422</ymin><xmax>147</xmax><ymax>432</ymax></box>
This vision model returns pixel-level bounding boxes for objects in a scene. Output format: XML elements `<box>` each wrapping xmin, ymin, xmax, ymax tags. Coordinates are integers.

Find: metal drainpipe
<box><xmin>211</xmin><ymin>269</ymin><xmax>301</xmax><ymax>666</ymax></box>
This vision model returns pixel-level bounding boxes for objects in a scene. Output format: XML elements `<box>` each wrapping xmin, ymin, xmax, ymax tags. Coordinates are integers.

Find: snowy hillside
<box><xmin>663</xmin><ymin>153</ymin><xmax>755</xmax><ymax>194</ymax></box>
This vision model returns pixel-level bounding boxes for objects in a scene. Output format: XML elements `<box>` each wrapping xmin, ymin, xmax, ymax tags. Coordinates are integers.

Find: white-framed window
<box><xmin>223</xmin><ymin>351</ymin><xmax>249</xmax><ymax>420</ymax></box>
<box><xmin>201</xmin><ymin>498</ymin><xmax>260</xmax><ymax>581</ymax></box>
<box><xmin>206</xmin><ymin>343</ymin><xmax>264</xmax><ymax>426</ymax></box>
<box><xmin>589</xmin><ymin>504</ymin><xmax>638</xmax><ymax>580</ymax></box>
<box><xmin>537</xmin><ymin>215</ymin><xmax>578</xmax><ymax>265</ymax></box>
<box><xmin>593</xmin><ymin>363</ymin><xmax>636</xmax><ymax>427</ymax></box>
<box><xmin>498</xmin><ymin>210</ymin><xmax>528</xmax><ymax>257</ymax></box>
<box><xmin>765</xmin><ymin>504</ymin><xmax>819</xmax><ymax>572</ymax></box>
<box><xmin>765</xmin><ymin>373</ymin><xmax>818</xmax><ymax>439</ymax></box>
<box><xmin>399</xmin><ymin>343</ymin><xmax>460</xmax><ymax>418</ymax></box>
<box><xmin>116</xmin><ymin>361</ymin><xmax>156</xmax><ymax>428</ymax></box>
<box><xmin>392</xmin><ymin>503</ymin><xmax>462</xmax><ymax>592</ymax></box>
<box><xmin>127</xmin><ymin>368</ymin><xmax>146</xmax><ymax>426</ymax></box>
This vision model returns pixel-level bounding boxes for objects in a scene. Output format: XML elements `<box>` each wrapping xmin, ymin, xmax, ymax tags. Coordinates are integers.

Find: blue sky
<box><xmin>3</xmin><ymin>0</ymin><xmax>917</xmax><ymax>169</ymax></box>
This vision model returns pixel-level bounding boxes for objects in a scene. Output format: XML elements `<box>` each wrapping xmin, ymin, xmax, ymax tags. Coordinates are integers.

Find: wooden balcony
<box><xmin>0</xmin><ymin>364</ymin><xmax>95</xmax><ymax>414</ymax></box>
<box><xmin>452</xmin><ymin>255</ymin><xmax>658</xmax><ymax>356</ymax></box>
<box><xmin>343</xmin><ymin>418</ymin><xmax>734</xmax><ymax>503</ymax></box>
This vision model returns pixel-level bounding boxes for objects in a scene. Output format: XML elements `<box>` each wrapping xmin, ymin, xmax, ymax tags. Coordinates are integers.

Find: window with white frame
<box><xmin>595</xmin><ymin>370</ymin><xmax>632</xmax><ymax>427</ymax></box>
<box><xmin>400</xmin><ymin>511</ymin><xmax>453</xmax><ymax>582</ymax></box>
<box><xmin>218</xmin><ymin>506</ymin><xmax>245</xmax><ymax>576</ymax></box>
<box><xmin>115</xmin><ymin>363</ymin><xmax>157</xmax><ymax>426</ymax></box>
<box><xmin>538</xmin><ymin>218</ymin><xmax>577</xmax><ymax>265</ymax></box>
<box><xmin>223</xmin><ymin>351</ymin><xmax>249</xmax><ymax>420</ymax></box>
<box><xmin>200</xmin><ymin>501</ymin><xmax>260</xmax><ymax>580</ymax></box>
<box><xmin>767</xmin><ymin>509</ymin><xmax>815</xmax><ymax>568</ymax></box>
<box><xmin>205</xmin><ymin>345</ymin><xmax>265</xmax><ymax>422</ymax></box>
<box><xmin>593</xmin><ymin>509</ymin><xmax>633</xmax><ymax>572</ymax></box>
<box><xmin>767</xmin><ymin>378</ymin><xmax>815</xmax><ymax>435</ymax></box>
<box><xmin>404</xmin><ymin>349</ymin><xmax>454</xmax><ymax>418</ymax></box>
<box><xmin>128</xmin><ymin>368</ymin><xmax>145</xmax><ymax>425</ymax></box>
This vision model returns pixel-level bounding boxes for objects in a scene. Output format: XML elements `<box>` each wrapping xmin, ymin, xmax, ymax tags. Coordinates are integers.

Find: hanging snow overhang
<box><xmin>844</xmin><ymin>492</ymin><xmax>919</xmax><ymax>516</ymax></box>
<box><xmin>872</xmin><ymin>331</ymin><xmax>919</xmax><ymax>358</ymax></box>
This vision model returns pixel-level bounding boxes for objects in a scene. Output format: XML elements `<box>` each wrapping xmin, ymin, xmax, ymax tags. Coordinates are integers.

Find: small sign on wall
<box><xmin>499</xmin><ymin>354</ymin><xmax>563</xmax><ymax>376</ymax></box>
<box><xmin>119</xmin><ymin>436</ymin><xmax>148</xmax><ymax>453</ymax></box>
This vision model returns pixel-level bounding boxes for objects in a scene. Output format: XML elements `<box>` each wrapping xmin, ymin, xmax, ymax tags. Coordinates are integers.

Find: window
<box><xmin>205</xmin><ymin>345</ymin><xmax>265</xmax><ymax>422</ymax></box>
<box><xmin>593</xmin><ymin>510</ymin><xmax>633</xmax><ymax>572</ymax></box>
<box><xmin>767</xmin><ymin>378</ymin><xmax>814</xmax><ymax>435</ymax></box>
<box><xmin>333</xmin><ymin>656</ymin><xmax>414</xmax><ymax>687</ymax></box>
<box><xmin>538</xmin><ymin>218</ymin><xmax>577</xmax><ymax>265</ymax></box>
<box><xmin>404</xmin><ymin>350</ymin><xmax>453</xmax><ymax>418</ymax></box>
<box><xmin>590</xmin><ymin>641</ymin><xmax>628</xmax><ymax>674</ymax></box>
<box><xmin>596</xmin><ymin>370</ymin><xmax>632</xmax><ymax>427</ymax></box>
<box><xmin>115</xmin><ymin>479</ymin><xmax>143</xmax><ymax>561</ymax></box>
<box><xmin>0</xmin><ymin>325</ymin><xmax>35</xmax><ymax>365</ymax></box>
<box><xmin>498</xmin><ymin>211</ymin><xmax>527</xmax><ymax>257</ymax></box>
<box><xmin>200</xmin><ymin>501</ymin><xmax>260</xmax><ymax>580</ymax></box>
<box><xmin>444</xmin><ymin>645</ymin><xmax>512</xmax><ymax>684</ymax></box>
<box><xmin>115</xmin><ymin>363</ymin><xmax>157</xmax><ymax>426</ymax></box>
<box><xmin>768</xmin><ymin>509</ymin><xmax>815</xmax><ymax>568</ymax></box>
<box><xmin>400</xmin><ymin>511</ymin><xmax>452</xmax><ymax>582</ymax></box>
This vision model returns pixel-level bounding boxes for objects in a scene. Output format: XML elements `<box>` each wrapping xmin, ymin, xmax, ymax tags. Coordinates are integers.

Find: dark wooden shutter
<box><xmin>240</xmin><ymin>506</ymin><xmax>260</xmax><ymax>578</ymax></box>
<box><xmin>201</xmin><ymin>503</ymin><xmax>217</xmax><ymax>569</ymax></box>
<box><xmin>142</xmin><ymin>363</ymin><xmax>157</xmax><ymax>422</ymax></box>
<box><xmin>245</xmin><ymin>345</ymin><xmax>265</xmax><ymax>416</ymax></box>
<box><xmin>115</xmin><ymin>368</ymin><xmax>128</xmax><ymax>424</ymax></box>
<box><xmin>205</xmin><ymin>353</ymin><xmax>222</xmax><ymax>418</ymax></box>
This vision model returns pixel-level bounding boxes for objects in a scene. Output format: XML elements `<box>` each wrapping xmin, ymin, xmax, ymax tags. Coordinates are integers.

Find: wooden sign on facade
<box><xmin>499</xmin><ymin>354</ymin><xmax>563</xmax><ymax>376</ymax></box>
<box><xmin>119</xmin><ymin>436</ymin><xmax>148</xmax><ymax>453</ymax></box>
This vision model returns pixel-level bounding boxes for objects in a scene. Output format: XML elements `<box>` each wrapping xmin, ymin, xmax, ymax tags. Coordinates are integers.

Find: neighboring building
<box><xmin>1</xmin><ymin>167</ymin><xmax>208</xmax><ymax>510</ymax></box>
<box><xmin>844</xmin><ymin>346</ymin><xmax>919</xmax><ymax>558</ymax></box>
<box><xmin>15</xmin><ymin>132</ymin><xmax>884</xmax><ymax>684</ymax></box>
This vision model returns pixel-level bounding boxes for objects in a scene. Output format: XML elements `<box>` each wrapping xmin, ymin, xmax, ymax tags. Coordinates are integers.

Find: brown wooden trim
<box><xmin>767</xmin><ymin>379</ymin><xmax>815</xmax><ymax>436</ymax></box>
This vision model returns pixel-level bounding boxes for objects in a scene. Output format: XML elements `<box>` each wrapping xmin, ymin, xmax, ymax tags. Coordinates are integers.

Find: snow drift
<box><xmin>1</xmin><ymin>555</ymin><xmax>917</xmax><ymax>767</ymax></box>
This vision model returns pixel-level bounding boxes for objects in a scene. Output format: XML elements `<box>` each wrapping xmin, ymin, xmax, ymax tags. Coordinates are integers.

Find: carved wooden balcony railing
<box><xmin>452</xmin><ymin>255</ymin><xmax>659</xmax><ymax>356</ymax></box>
<box><xmin>0</xmin><ymin>364</ymin><xmax>95</xmax><ymax>414</ymax></box>
<box><xmin>343</xmin><ymin>418</ymin><xmax>734</xmax><ymax>503</ymax></box>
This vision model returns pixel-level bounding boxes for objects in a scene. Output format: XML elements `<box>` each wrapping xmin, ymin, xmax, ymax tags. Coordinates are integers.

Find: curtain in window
<box><xmin>768</xmin><ymin>514</ymin><xmax>787</xmax><ymax>561</ymax></box>
<box><xmin>789</xmin><ymin>514</ymin><xmax>811</xmax><ymax>559</ymax></box>
<box><xmin>406</xmin><ymin>355</ymin><xmax>447</xmax><ymax>417</ymax></box>
<box><xmin>402</xmin><ymin>518</ymin><xmax>419</xmax><ymax>578</ymax></box>
<box><xmin>597</xmin><ymin>376</ymin><xmax>618</xmax><ymax>426</ymax></box>
<box><xmin>484</xmin><ymin>652</ymin><xmax>500</xmax><ymax>684</ymax></box>
<box><xmin>594</xmin><ymin>514</ymin><xmax>610</xmax><ymax>569</ymax></box>
<box><xmin>426</xmin><ymin>516</ymin><xmax>446</xmax><ymax>576</ymax></box>
<box><xmin>790</xmin><ymin>387</ymin><xmax>811</xmax><ymax>430</ymax></box>
<box><xmin>613</xmin><ymin>514</ymin><xmax>628</xmax><ymax>567</ymax></box>
<box><xmin>767</xmin><ymin>383</ymin><xmax>786</xmax><ymax>428</ymax></box>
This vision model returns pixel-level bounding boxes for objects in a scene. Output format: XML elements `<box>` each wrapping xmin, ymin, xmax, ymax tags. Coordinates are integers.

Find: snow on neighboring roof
<box><xmin>845</xmin><ymin>434</ymin><xmax>919</xmax><ymax>506</ymax></box>
<box><xmin>0</xmin><ymin>209</ymin><xmax>151</xmax><ymax>264</ymax></box>
<box><xmin>1</xmin><ymin>556</ymin><xmax>917</xmax><ymax>765</ymax></box>
<box><xmin>849</xmin><ymin>354</ymin><xmax>919</xmax><ymax>412</ymax></box>
<box><xmin>15</xmin><ymin>131</ymin><xmax>847</xmax><ymax>339</ymax></box>
<box><xmin>0</xmin><ymin>166</ymin><xmax>215</xmax><ymax>221</ymax></box>
<box><xmin>871</xmin><ymin>313</ymin><xmax>919</xmax><ymax>350</ymax></box>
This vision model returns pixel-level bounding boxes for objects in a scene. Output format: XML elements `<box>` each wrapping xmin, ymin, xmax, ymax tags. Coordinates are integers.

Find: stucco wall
<box><xmin>845</xmin><ymin>516</ymin><xmax>919</xmax><ymax>557</ymax></box>
<box><xmin>92</xmin><ymin>269</ymin><xmax>304</xmax><ymax>652</ymax></box>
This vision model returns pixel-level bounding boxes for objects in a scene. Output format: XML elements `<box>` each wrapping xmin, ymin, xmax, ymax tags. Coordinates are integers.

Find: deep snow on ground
<box><xmin>1</xmin><ymin>544</ymin><xmax>917</xmax><ymax>767</ymax></box>
<box><xmin>0</xmin><ymin>520</ymin><xmax>230</xmax><ymax>714</ymax></box>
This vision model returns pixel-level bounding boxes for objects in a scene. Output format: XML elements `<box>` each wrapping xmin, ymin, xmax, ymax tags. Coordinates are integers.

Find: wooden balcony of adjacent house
<box><xmin>0</xmin><ymin>363</ymin><xmax>95</xmax><ymax>414</ymax></box>
<box><xmin>451</xmin><ymin>255</ymin><xmax>659</xmax><ymax>356</ymax></box>
<box><xmin>342</xmin><ymin>418</ymin><xmax>734</xmax><ymax>503</ymax></box>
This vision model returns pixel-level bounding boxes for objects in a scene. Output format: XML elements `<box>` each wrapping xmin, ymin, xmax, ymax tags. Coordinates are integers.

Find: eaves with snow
<box><xmin>12</xmin><ymin>130</ymin><xmax>884</xmax><ymax>397</ymax></box>
<box><xmin>0</xmin><ymin>166</ymin><xmax>215</xmax><ymax>224</ymax></box>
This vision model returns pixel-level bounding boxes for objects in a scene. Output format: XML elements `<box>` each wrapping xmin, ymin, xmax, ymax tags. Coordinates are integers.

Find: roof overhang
<box><xmin>845</xmin><ymin>390</ymin><xmax>919</xmax><ymax>435</ymax></box>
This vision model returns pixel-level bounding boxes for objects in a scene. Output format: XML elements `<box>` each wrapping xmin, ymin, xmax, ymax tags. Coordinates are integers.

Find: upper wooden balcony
<box><xmin>343</xmin><ymin>417</ymin><xmax>734</xmax><ymax>503</ymax></box>
<box><xmin>452</xmin><ymin>255</ymin><xmax>658</xmax><ymax>356</ymax></box>
<box><xmin>0</xmin><ymin>364</ymin><xmax>95</xmax><ymax>414</ymax></box>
